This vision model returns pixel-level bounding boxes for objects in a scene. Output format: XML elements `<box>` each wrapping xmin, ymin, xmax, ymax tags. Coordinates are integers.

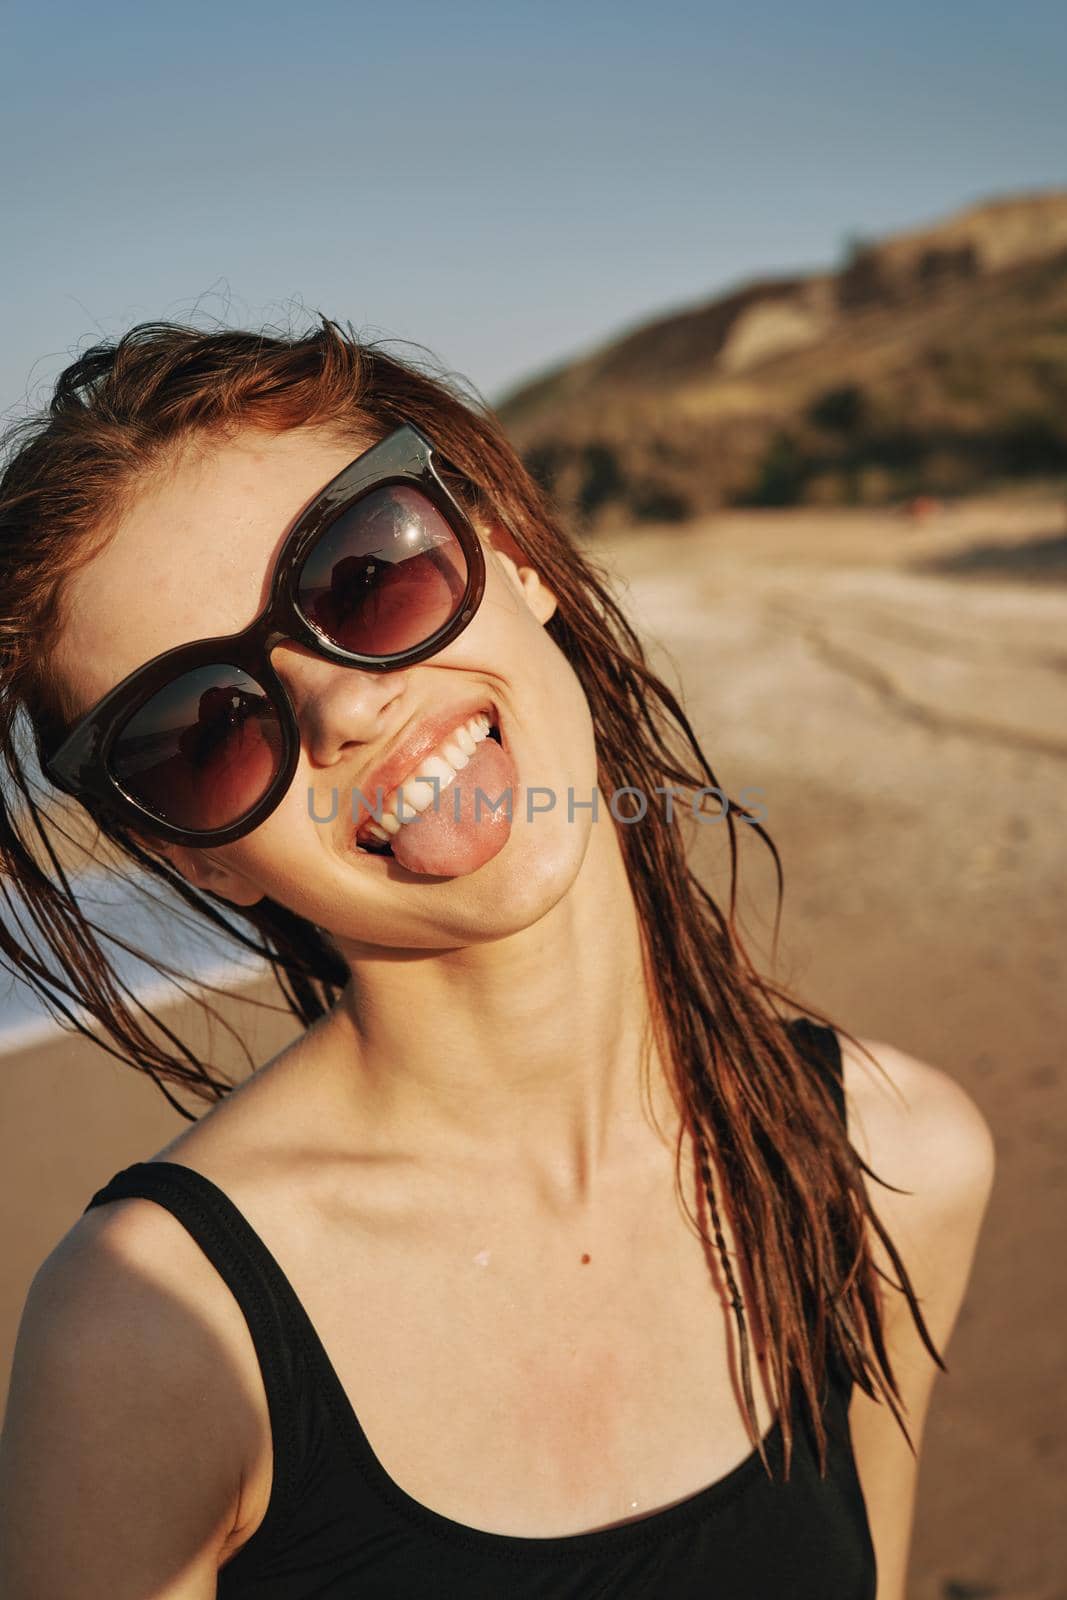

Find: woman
<box><xmin>0</xmin><ymin>320</ymin><xmax>994</xmax><ymax>1598</ymax></box>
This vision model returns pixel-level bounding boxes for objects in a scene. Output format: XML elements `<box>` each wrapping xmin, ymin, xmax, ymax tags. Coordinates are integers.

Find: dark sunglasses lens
<box><xmin>297</xmin><ymin>484</ymin><xmax>470</xmax><ymax>655</ymax></box>
<box><xmin>109</xmin><ymin>665</ymin><xmax>286</xmax><ymax>834</ymax></box>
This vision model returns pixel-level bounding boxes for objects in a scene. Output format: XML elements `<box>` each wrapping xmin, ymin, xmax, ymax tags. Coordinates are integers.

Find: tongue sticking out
<box><xmin>389</xmin><ymin>735</ymin><xmax>517</xmax><ymax>877</ymax></box>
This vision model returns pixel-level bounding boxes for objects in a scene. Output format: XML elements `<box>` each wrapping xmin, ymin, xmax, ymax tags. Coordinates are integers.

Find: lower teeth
<box><xmin>359</xmin><ymin>836</ymin><xmax>394</xmax><ymax>857</ymax></box>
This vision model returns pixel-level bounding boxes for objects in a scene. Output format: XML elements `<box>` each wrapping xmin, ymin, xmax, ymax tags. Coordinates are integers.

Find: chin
<box><xmin>472</xmin><ymin>814</ymin><xmax>593</xmax><ymax>930</ymax></box>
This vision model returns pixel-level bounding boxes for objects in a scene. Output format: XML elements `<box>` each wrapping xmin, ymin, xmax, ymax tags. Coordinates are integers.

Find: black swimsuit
<box><xmin>84</xmin><ymin>1017</ymin><xmax>877</xmax><ymax>1598</ymax></box>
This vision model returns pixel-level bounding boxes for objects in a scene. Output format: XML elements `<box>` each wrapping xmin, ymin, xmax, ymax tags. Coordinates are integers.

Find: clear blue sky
<box><xmin>3</xmin><ymin>0</ymin><xmax>1065</xmax><ymax>418</ymax></box>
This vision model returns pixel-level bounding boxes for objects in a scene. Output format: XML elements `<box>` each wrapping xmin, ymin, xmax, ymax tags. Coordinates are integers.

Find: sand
<box><xmin>1</xmin><ymin>485</ymin><xmax>1064</xmax><ymax>1599</ymax></box>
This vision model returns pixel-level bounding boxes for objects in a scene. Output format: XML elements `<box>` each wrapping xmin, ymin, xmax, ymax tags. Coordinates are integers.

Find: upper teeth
<box><xmin>359</xmin><ymin>712</ymin><xmax>493</xmax><ymax>843</ymax></box>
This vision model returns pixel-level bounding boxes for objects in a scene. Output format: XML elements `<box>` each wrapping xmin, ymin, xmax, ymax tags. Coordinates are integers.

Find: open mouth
<box><xmin>355</xmin><ymin>716</ymin><xmax>504</xmax><ymax>859</ymax></box>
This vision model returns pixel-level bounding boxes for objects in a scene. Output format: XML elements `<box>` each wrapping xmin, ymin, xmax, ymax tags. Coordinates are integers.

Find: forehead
<box><xmin>53</xmin><ymin>424</ymin><xmax>372</xmax><ymax>715</ymax></box>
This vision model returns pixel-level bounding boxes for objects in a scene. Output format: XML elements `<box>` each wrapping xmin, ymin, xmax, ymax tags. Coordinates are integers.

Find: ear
<box><xmin>130</xmin><ymin>833</ymin><xmax>265</xmax><ymax>908</ymax></box>
<box><xmin>487</xmin><ymin>542</ymin><xmax>558</xmax><ymax>627</ymax></box>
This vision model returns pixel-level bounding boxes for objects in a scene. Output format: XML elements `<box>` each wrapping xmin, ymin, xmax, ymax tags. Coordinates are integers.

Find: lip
<box><xmin>343</xmin><ymin>696</ymin><xmax>500</xmax><ymax>842</ymax></box>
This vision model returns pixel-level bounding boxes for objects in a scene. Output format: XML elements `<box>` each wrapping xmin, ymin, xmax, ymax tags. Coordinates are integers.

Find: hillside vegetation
<box><xmin>496</xmin><ymin>191</ymin><xmax>1067</xmax><ymax>529</ymax></box>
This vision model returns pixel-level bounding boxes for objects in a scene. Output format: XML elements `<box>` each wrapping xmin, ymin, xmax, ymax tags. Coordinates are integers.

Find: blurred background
<box><xmin>2</xmin><ymin>3</ymin><xmax>1065</xmax><ymax>1596</ymax></box>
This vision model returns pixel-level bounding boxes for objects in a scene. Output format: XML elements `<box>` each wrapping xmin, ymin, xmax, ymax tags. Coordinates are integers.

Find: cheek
<box><xmin>215</xmin><ymin>778</ymin><xmax>325</xmax><ymax>892</ymax></box>
<box><xmin>474</xmin><ymin>586</ymin><xmax>561</xmax><ymax>693</ymax></box>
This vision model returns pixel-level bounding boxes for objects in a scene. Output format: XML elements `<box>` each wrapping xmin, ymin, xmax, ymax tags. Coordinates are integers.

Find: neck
<box><xmin>322</xmin><ymin>814</ymin><xmax>682</xmax><ymax>1209</ymax></box>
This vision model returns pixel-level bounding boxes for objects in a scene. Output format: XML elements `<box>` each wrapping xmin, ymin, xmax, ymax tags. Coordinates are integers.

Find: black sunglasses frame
<box><xmin>39</xmin><ymin>423</ymin><xmax>488</xmax><ymax>849</ymax></box>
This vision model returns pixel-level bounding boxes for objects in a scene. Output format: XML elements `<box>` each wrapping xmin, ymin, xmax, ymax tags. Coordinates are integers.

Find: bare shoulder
<box><xmin>837</xmin><ymin>1032</ymin><xmax>997</xmax><ymax>1231</ymax></box>
<box><xmin>0</xmin><ymin>1195</ymin><xmax>261</xmax><ymax>1597</ymax></box>
<box><xmin>831</xmin><ymin>1032</ymin><xmax>997</xmax><ymax>1600</ymax></box>
<box><xmin>20</xmin><ymin>1185</ymin><xmax>261</xmax><ymax>1371</ymax></box>
<box><xmin>834</xmin><ymin>1029</ymin><xmax>997</xmax><ymax>1386</ymax></box>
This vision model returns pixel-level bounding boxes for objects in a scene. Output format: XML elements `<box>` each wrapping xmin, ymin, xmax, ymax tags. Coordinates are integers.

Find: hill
<box><xmin>496</xmin><ymin>190</ymin><xmax>1067</xmax><ymax>528</ymax></box>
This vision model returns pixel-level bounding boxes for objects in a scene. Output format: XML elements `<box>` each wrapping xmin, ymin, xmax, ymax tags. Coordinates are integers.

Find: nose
<box><xmin>269</xmin><ymin>642</ymin><xmax>410</xmax><ymax>769</ymax></box>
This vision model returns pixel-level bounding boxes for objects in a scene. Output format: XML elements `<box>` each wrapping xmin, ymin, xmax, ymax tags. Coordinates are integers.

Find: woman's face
<box><xmin>50</xmin><ymin>425</ymin><xmax>601</xmax><ymax>956</ymax></box>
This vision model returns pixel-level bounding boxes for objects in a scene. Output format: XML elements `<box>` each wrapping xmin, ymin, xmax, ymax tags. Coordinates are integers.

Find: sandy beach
<box><xmin>1</xmin><ymin>487</ymin><xmax>1064</xmax><ymax>1599</ymax></box>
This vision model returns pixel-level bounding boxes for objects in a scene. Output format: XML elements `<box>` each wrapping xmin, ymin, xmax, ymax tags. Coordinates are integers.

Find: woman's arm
<box><xmin>0</xmin><ymin>1199</ymin><xmax>259</xmax><ymax>1599</ymax></box>
<box><xmin>838</xmin><ymin>1035</ymin><xmax>997</xmax><ymax>1600</ymax></box>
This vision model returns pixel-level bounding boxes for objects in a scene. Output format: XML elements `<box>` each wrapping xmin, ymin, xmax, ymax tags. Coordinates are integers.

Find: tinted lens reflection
<box><xmin>297</xmin><ymin>484</ymin><xmax>469</xmax><ymax>655</ymax></box>
<box><xmin>110</xmin><ymin>665</ymin><xmax>286</xmax><ymax>833</ymax></box>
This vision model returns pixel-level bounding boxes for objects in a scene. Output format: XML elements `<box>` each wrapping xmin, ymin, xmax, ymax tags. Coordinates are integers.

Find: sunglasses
<box><xmin>40</xmin><ymin>423</ymin><xmax>487</xmax><ymax>848</ymax></box>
